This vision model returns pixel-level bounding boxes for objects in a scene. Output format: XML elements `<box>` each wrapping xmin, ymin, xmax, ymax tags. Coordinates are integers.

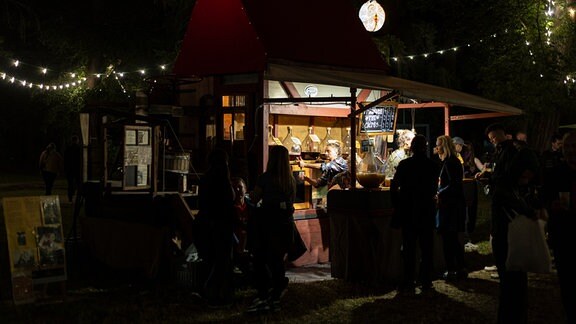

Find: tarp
<box><xmin>173</xmin><ymin>0</ymin><xmax>522</xmax><ymax>115</ymax></box>
<box><xmin>173</xmin><ymin>0</ymin><xmax>388</xmax><ymax>77</ymax></box>
<box><xmin>266</xmin><ymin>62</ymin><xmax>523</xmax><ymax>115</ymax></box>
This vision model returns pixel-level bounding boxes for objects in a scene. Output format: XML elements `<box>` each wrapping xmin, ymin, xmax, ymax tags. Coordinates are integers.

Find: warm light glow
<box><xmin>359</xmin><ymin>0</ymin><xmax>385</xmax><ymax>32</ymax></box>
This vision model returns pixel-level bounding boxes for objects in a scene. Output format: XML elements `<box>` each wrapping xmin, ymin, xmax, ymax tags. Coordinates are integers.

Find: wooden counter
<box><xmin>328</xmin><ymin>188</ymin><xmax>402</xmax><ymax>285</ymax></box>
<box><xmin>328</xmin><ymin>181</ymin><xmax>479</xmax><ymax>285</ymax></box>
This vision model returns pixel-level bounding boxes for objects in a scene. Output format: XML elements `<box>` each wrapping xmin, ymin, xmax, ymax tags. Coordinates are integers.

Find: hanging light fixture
<box><xmin>359</xmin><ymin>0</ymin><xmax>385</xmax><ymax>32</ymax></box>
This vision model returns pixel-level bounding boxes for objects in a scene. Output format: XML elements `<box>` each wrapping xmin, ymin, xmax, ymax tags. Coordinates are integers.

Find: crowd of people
<box><xmin>390</xmin><ymin>124</ymin><xmax>573</xmax><ymax>324</ymax></box>
<box><xmin>38</xmin><ymin>126</ymin><xmax>573</xmax><ymax>322</ymax></box>
<box><xmin>193</xmin><ymin>146</ymin><xmax>308</xmax><ymax>312</ymax></box>
<box><xmin>191</xmin><ymin>139</ymin><xmax>354</xmax><ymax>312</ymax></box>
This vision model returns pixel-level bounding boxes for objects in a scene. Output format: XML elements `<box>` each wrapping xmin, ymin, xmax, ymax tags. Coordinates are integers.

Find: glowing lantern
<box><xmin>359</xmin><ymin>0</ymin><xmax>385</xmax><ymax>32</ymax></box>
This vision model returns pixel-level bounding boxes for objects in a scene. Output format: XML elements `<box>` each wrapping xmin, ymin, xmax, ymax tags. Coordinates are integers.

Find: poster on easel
<box><xmin>2</xmin><ymin>196</ymin><xmax>67</xmax><ymax>304</ymax></box>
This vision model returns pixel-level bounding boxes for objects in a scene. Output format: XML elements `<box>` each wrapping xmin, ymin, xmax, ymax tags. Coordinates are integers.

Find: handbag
<box><xmin>505</xmin><ymin>210</ymin><xmax>552</xmax><ymax>273</ymax></box>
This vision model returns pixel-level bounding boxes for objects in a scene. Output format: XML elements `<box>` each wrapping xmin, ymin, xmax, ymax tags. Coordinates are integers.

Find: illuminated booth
<box><xmin>80</xmin><ymin>0</ymin><xmax>522</xmax><ymax>282</ymax></box>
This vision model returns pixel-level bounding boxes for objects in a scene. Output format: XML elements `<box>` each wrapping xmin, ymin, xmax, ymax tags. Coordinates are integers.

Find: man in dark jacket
<box><xmin>390</xmin><ymin>134</ymin><xmax>440</xmax><ymax>294</ymax></box>
<box><xmin>477</xmin><ymin>123</ymin><xmax>540</xmax><ymax>324</ymax></box>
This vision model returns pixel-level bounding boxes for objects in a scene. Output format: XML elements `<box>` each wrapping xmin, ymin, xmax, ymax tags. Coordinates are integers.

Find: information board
<box><xmin>2</xmin><ymin>196</ymin><xmax>66</xmax><ymax>304</ymax></box>
<box><xmin>360</xmin><ymin>103</ymin><xmax>398</xmax><ymax>134</ymax></box>
<box><xmin>123</xmin><ymin>125</ymin><xmax>152</xmax><ymax>190</ymax></box>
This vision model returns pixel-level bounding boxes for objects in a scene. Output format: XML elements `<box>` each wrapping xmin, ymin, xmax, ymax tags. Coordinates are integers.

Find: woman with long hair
<box><xmin>435</xmin><ymin>135</ymin><xmax>467</xmax><ymax>280</ymax></box>
<box><xmin>247</xmin><ymin>145</ymin><xmax>297</xmax><ymax>313</ymax></box>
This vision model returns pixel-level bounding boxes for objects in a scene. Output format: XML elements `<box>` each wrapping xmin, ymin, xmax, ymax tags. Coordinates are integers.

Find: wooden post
<box><xmin>350</xmin><ymin>88</ymin><xmax>357</xmax><ymax>189</ymax></box>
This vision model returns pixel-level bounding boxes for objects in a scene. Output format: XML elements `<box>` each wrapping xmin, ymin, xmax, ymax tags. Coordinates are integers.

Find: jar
<box><xmin>356</xmin><ymin>139</ymin><xmax>386</xmax><ymax>189</ymax></box>
<box><xmin>282</xmin><ymin>126</ymin><xmax>302</xmax><ymax>158</ymax></box>
<box><xmin>302</xmin><ymin>126</ymin><xmax>321</xmax><ymax>160</ymax></box>
<box><xmin>267</xmin><ymin>125</ymin><xmax>281</xmax><ymax>146</ymax></box>
<box><xmin>320</xmin><ymin>127</ymin><xmax>334</xmax><ymax>149</ymax></box>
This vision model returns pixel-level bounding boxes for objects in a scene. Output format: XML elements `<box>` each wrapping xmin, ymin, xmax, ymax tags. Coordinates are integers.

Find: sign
<box><xmin>123</xmin><ymin>125</ymin><xmax>152</xmax><ymax>190</ymax></box>
<box><xmin>2</xmin><ymin>196</ymin><xmax>67</xmax><ymax>304</ymax></box>
<box><xmin>360</xmin><ymin>103</ymin><xmax>398</xmax><ymax>134</ymax></box>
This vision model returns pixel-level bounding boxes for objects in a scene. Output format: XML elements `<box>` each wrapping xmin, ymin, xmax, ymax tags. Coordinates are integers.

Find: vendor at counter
<box><xmin>298</xmin><ymin>142</ymin><xmax>348</xmax><ymax>188</ymax></box>
<box><xmin>385</xmin><ymin>130</ymin><xmax>416</xmax><ymax>179</ymax></box>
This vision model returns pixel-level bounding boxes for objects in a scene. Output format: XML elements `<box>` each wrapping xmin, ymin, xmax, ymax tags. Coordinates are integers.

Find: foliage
<box><xmin>371</xmin><ymin>0</ymin><xmax>576</xmax><ymax>151</ymax></box>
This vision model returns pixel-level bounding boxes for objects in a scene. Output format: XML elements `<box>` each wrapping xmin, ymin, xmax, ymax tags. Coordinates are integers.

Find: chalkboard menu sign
<box><xmin>360</xmin><ymin>103</ymin><xmax>398</xmax><ymax>134</ymax></box>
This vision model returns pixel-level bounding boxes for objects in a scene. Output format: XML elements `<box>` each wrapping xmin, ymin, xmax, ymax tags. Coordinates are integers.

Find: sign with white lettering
<box><xmin>360</xmin><ymin>103</ymin><xmax>398</xmax><ymax>134</ymax></box>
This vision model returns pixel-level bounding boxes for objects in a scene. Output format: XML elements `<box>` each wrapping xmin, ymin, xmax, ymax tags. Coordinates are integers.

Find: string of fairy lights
<box><xmin>0</xmin><ymin>54</ymin><xmax>171</xmax><ymax>94</ymax></box>
<box><xmin>1</xmin><ymin>1</ymin><xmax>574</xmax><ymax>93</ymax></box>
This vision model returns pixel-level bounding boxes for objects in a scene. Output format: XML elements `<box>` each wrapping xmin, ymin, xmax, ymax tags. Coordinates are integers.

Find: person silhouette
<box><xmin>39</xmin><ymin>143</ymin><xmax>63</xmax><ymax>195</ymax></box>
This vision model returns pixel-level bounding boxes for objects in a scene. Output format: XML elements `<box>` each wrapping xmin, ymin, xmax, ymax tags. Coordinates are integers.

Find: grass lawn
<box><xmin>0</xmin><ymin>176</ymin><xmax>566</xmax><ymax>323</ymax></box>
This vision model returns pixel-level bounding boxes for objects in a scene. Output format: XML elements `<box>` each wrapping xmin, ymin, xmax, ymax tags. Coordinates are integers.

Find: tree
<box><xmin>370</xmin><ymin>0</ymin><xmax>576</xmax><ymax>152</ymax></box>
<box><xmin>0</xmin><ymin>0</ymin><xmax>194</xmax><ymax>170</ymax></box>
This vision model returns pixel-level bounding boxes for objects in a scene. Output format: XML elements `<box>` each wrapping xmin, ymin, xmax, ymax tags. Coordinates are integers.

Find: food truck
<box><xmin>80</xmin><ymin>0</ymin><xmax>522</xmax><ymax>279</ymax></box>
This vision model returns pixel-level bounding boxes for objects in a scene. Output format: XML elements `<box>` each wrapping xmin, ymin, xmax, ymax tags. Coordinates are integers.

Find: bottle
<box><xmin>342</xmin><ymin>127</ymin><xmax>352</xmax><ymax>159</ymax></box>
<box><xmin>302</xmin><ymin>126</ymin><xmax>320</xmax><ymax>153</ymax></box>
<box><xmin>356</xmin><ymin>138</ymin><xmax>386</xmax><ymax>189</ymax></box>
<box><xmin>267</xmin><ymin>125</ymin><xmax>280</xmax><ymax>146</ymax></box>
<box><xmin>282</xmin><ymin>126</ymin><xmax>302</xmax><ymax>158</ymax></box>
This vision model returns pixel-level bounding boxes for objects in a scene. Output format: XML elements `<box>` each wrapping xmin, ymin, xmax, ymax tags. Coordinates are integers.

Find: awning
<box><xmin>266</xmin><ymin>62</ymin><xmax>522</xmax><ymax>115</ymax></box>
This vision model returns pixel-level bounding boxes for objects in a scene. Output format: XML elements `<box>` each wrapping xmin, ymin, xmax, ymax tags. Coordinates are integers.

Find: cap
<box><xmin>452</xmin><ymin>137</ymin><xmax>465</xmax><ymax>146</ymax></box>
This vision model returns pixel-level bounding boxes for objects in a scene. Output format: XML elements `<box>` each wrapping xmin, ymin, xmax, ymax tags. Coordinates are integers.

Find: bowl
<box><xmin>357</xmin><ymin>172</ymin><xmax>385</xmax><ymax>189</ymax></box>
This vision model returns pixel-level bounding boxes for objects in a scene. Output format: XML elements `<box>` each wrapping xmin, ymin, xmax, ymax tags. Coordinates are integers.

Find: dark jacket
<box><xmin>390</xmin><ymin>153</ymin><xmax>439</xmax><ymax>229</ymax></box>
<box><xmin>490</xmin><ymin>140</ymin><xmax>540</xmax><ymax>235</ymax></box>
<box><xmin>436</xmin><ymin>154</ymin><xmax>466</xmax><ymax>232</ymax></box>
<box><xmin>317</xmin><ymin>156</ymin><xmax>348</xmax><ymax>187</ymax></box>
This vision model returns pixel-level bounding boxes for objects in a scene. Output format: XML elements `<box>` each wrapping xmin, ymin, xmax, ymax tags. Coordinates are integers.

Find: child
<box><xmin>231</xmin><ymin>177</ymin><xmax>250</xmax><ymax>264</ymax></box>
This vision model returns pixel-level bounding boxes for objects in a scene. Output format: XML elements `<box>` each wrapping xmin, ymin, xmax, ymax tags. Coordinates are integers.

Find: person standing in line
<box><xmin>515</xmin><ymin>130</ymin><xmax>528</xmax><ymax>143</ymax></box>
<box><xmin>246</xmin><ymin>145</ymin><xmax>297</xmax><ymax>313</ymax></box>
<box><xmin>452</xmin><ymin>136</ymin><xmax>466</xmax><ymax>164</ymax></box>
<box><xmin>39</xmin><ymin>143</ymin><xmax>63</xmax><ymax>195</ymax></box>
<box><xmin>475</xmin><ymin>123</ymin><xmax>541</xmax><ymax>324</ymax></box>
<box><xmin>457</xmin><ymin>138</ymin><xmax>484</xmax><ymax>251</ymax></box>
<box><xmin>540</xmin><ymin>132</ymin><xmax>564</xmax><ymax>190</ymax></box>
<box><xmin>543</xmin><ymin>131</ymin><xmax>576</xmax><ymax>324</ymax></box>
<box><xmin>195</xmin><ymin>148</ymin><xmax>236</xmax><ymax>308</ymax></box>
<box><xmin>462</xmin><ymin>140</ymin><xmax>486</xmax><ymax>177</ymax></box>
<box><xmin>390</xmin><ymin>134</ymin><xmax>440</xmax><ymax>294</ymax></box>
<box><xmin>385</xmin><ymin>129</ymin><xmax>415</xmax><ymax>179</ymax></box>
<box><xmin>64</xmin><ymin>135</ymin><xmax>82</xmax><ymax>203</ymax></box>
<box><xmin>435</xmin><ymin>135</ymin><xmax>467</xmax><ymax>281</ymax></box>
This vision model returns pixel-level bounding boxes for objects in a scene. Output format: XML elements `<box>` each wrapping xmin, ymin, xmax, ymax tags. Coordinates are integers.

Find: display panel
<box><xmin>360</xmin><ymin>103</ymin><xmax>398</xmax><ymax>135</ymax></box>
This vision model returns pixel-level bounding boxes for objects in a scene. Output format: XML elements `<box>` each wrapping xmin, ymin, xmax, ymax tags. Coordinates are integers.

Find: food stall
<box><xmin>170</xmin><ymin>0</ymin><xmax>522</xmax><ymax>274</ymax></box>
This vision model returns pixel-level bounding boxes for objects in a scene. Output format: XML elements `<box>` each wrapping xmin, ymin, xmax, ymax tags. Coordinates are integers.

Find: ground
<box><xmin>0</xmin><ymin>173</ymin><xmax>567</xmax><ymax>323</ymax></box>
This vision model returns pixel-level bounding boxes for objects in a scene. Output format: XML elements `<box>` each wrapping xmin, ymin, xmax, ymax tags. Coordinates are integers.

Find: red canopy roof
<box><xmin>173</xmin><ymin>0</ymin><xmax>389</xmax><ymax>76</ymax></box>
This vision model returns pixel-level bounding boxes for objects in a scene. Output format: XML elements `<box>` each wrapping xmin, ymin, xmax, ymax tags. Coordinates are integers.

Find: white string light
<box><xmin>0</xmin><ymin>69</ymin><xmax>86</xmax><ymax>91</ymax></box>
<box><xmin>1</xmin><ymin>2</ymin><xmax>572</xmax><ymax>93</ymax></box>
<box><xmin>1</xmin><ymin>53</ymin><xmax>170</xmax><ymax>93</ymax></box>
